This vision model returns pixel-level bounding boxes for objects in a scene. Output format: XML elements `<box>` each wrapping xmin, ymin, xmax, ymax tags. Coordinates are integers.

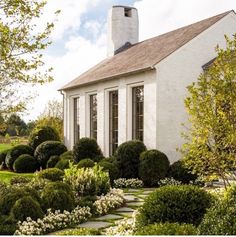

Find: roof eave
<box><xmin>59</xmin><ymin>66</ymin><xmax>153</xmax><ymax>92</ymax></box>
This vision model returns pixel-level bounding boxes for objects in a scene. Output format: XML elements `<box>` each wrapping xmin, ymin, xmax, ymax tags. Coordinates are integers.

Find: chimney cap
<box><xmin>112</xmin><ymin>5</ymin><xmax>137</xmax><ymax>10</ymax></box>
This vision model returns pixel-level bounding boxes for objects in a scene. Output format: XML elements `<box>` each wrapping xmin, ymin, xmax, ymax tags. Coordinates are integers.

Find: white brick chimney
<box><xmin>107</xmin><ymin>5</ymin><xmax>139</xmax><ymax>57</ymax></box>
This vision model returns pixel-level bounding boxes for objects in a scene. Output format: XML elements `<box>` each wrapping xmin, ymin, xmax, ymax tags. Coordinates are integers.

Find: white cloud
<box><xmin>134</xmin><ymin>0</ymin><xmax>236</xmax><ymax>41</ymax></box>
<box><xmin>24</xmin><ymin>33</ymin><xmax>106</xmax><ymax>121</ymax></box>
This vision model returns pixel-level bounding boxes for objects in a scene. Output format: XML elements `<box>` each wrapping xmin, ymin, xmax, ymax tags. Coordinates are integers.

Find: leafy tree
<box><xmin>6</xmin><ymin>114</ymin><xmax>27</xmax><ymax>136</ymax></box>
<box><xmin>181</xmin><ymin>35</ymin><xmax>236</xmax><ymax>187</ymax></box>
<box><xmin>36</xmin><ymin>100</ymin><xmax>63</xmax><ymax>140</ymax></box>
<box><xmin>0</xmin><ymin>115</ymin><xmax>7</xmax><ymax>136</ymax></box>
<box><xmin>0</xmin><ymin>0</ymin><xmax>59</xmax><ymax>114</ymax></box>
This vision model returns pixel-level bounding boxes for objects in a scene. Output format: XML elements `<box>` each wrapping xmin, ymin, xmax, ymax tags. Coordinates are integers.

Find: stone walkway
<box><xmin>52</xmin><ymin>188</ymin><xmax>155</xmax><ymax>235</ymax></box>
<box><xmin>78</xmin><ymin>188</ymin><xmax>155</xmax><ymax>232</ymax></box>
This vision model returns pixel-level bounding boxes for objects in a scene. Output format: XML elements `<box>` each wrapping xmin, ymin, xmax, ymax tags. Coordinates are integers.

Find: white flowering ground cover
<box><xmin>113</xmin><ymin>178</ymin><xmax>144</xmax><ymax>189</ymax></box>
<box><xmin>94</xmin><ymin>188</ymin><xmax>124</xmax><ymax>215</ymax></box>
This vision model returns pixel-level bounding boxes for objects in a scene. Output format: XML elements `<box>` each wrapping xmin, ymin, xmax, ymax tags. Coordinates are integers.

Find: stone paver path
<box><xmin>52</xmin><ymin>188</ymin><xmax>156</xmax><ymax>235</ymax></box>
<box><xmin>78</xmin><ymin>221</ymin><xmax>112</xmax><ymax>229</ymax></box>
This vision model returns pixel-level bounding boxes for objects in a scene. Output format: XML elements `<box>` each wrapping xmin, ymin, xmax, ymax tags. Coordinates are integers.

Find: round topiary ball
<box><xmin>41</xmin><ymin>189</ymin><xmax>74</xmax><ymax>212</ymax></box>
<box><xmin>43</xmin><ymin>181</ymin><xmax>74</xmax><ymax>200</ymax></box>
<box><xmin>114</xmin><ymin>140</ymin><xmax>146</xmax><ymax>179</ymax></box>
<box><xmin>55</xmin><ymin>159</ymin><xmax>70</xmax><ymax>170</ymax></box>
<box><xmin>137</xmin><ymin>185</ymin><xmax>213</xmax><ymax>226</ymax></box>
<box><xmin>77</xmin><ymin>159</ymin><xmax>95</xmax><ymax>168</ymax></box>
<box><xmin>11</xmin><ymin>196</ymin><xmax>44</xmax><ymax>221</ymax></box>
<box><xmin>46</xmin><ymin>155</ymin><xmax>60</xmax><ymax>168</ymax></box>
<box><xmin>139</xmin><ymin>149</ymin><xmax>170</xmax><ymax>187</ymax></box>
<box><xmin>98</xmin><ymin>160</ymin><xmax>119</xmax><ymax>183</ymax></box>
<box><xmin>37</xmin><ymin>168</ymin><xmax>64</xmax><ymax>181</ymax></box>
<box><xmin>60</xmin><ymin>151</ymin><xmax>73</xmax><ymax>160</ymax></box>
<box><xmin>5</xmin><ymin>145</ymin><xmax>34</xmax><ymax>170</ymax></box>
<box><xmin>0</xmin><ymin>188</ymin><xmax>26</xmax><ymax>215</ymax></box>
<box><xmin>34</xmin><ymin>141</ymin><xmax>67</xmax><ymax>168</ymax></box>
<box><xmin>13</xmin><ymin>154</ymin><xmax>39</xmax><ymax>173</ymax></box>
<box><xmin>168</xmin><ymin>160</ymin><xmax>198</xmax><ymax>184</ymax></box>
<box><xmin>73</xmin><ymin>137</ymin><xmax>103</xmax><ymax>163</ymax></box>
<box><xmin>28</xmin><ymin>126</ymin><xmax>61</xmax><ymax>150</ymax></box>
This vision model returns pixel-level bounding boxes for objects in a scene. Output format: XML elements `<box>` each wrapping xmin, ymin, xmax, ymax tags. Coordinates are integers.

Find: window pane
<box><xmin>109</xmin><ymin>91</ymin><xmax>119</xmax><ymax>156</ymax></box>
<box><xmin>90</xmin><ymin>94</ymin><xmax>97</xmax><ymax>140</ymax></box>
<box><xmin>132</xmin><ymin>86</ymin><xmax>144</xmax><ymax>141</ymax></box>
<box><xmin>74</xmin><ymin>97</ymin><xmax>80</xmax><ymax>144</ymax></box>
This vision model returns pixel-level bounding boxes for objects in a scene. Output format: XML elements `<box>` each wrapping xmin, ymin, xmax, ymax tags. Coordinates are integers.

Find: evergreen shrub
<box><xmin>13</xmin><ymin>154</ymin><xmax>38</xmax><ymax>173</ymax></box>
<box><xmin>114</xmin><ymin>140</ymin><xmax>146</xmax><ymax>179</ymax></box>
<box><xmin>139</xmin><ymin>149</ymin><xmax>170</xmax><ymax>186</ymax></box>
<box><xmin>11</xmin><ymin>196</ymin><xmax>44</xmax><ymax>221</ymax></box>
<box><xmin>37</xmin><ymin>168</ymin><xmax>64</xmax><ymax>181</ymax></box>
<box><xmin>28</xmin><ymin>126</ymin><xmax>60</xmax><ymax>150</ymax></box>
<box><xmin>137</xmin><ymin>185</ymin><xmax>213</xmax><ymax>226</ymax></box>
<box><xmin>34</xmin><ymin>141</ymin><xmax>67</xmax><ymax>168</ymax></box>
<box><xmin>5</xmin><ymin>145</ymin><xmax>33</xmax><ymax>170</ymax></box>
<box><xmin>73</xmin><ymin>137</ymin><xmax>103</xmax><ymax>163</ymax></box>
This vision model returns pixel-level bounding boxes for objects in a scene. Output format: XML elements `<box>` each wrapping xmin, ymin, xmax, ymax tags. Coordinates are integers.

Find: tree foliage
<box><xmin>36</xmin><ymin>99</ymin><xmax>63</xmax><ymax>140</ymax></box>
<box><xmin>181</xmin><ymin>35</ymin><xmax>236</xmax><ymax>186</ymax></box>
<box><xmin>0</xmin><ymin>0</ymin><xmax>59</xmax><ymax>114</ymax></box>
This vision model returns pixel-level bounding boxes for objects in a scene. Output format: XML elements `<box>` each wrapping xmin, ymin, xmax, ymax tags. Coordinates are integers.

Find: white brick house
<box><xmin>60</xmin><ymin>6</ymin><xmax>236</xmax><ymax>162</ymax></box>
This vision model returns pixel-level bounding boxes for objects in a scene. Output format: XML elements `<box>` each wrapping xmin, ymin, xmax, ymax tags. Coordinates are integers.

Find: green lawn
<box><xmin>0</xmin><ymin>171</ymin><xmax>35</xmax><ymax>184</ymax></box>
<box><xmin>0</xmin><ymin>143</ymin><xmax>13</xmax><ymax>152</ymax></box>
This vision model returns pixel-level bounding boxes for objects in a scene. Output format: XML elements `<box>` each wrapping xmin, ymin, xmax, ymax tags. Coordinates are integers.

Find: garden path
<box><xmin>52</xmin><ymin>188</ymin><xmax>155</xmax><ymax>235</ymax></box>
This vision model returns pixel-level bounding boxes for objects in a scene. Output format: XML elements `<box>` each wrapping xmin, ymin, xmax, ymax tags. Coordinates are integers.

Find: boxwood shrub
<box><xmin>13</xmin><ymin>154</ymin><xmax>39</xmax><ymax>173</ymax></box>
<box><xmin>114</xmin><ymin>140</ymin><xmax>146</xmax><ymax>179</ymax></box>
<box><xmin>60</xmin><ymin>151</ymin><xmax>73</xmax><ymax>160</ymax></box>
<box><xmin>46</xmin><ymin>155</ymin><xmax>60</xmax><ymax>168</ymax></box>
<box><xmin>5</xmin><ymin>145</ymin><xmax>34</xmax><ymax>170</ymax></box>
<box><xmin>28</xmin><ymin>125</ymin><xmax>60</xmax><ymax>150</ymax></box>
<box><xmin>34</xmin><ymin>141</ymin><xmax>67</xmax><ymax>168</ymax></box>
<box><xmin>168</xmin><ymin>160</ymin><xmax>198</xmax><ymax>184</ymax></box>
<box><xmin>55</xmin><ymin>159</ymin><xmax>70</xmax><ymax>170</ymax></box>
<box><xmin>139</xmin><ymin>149</ymin><xmax>170</xmax><ymax>186</ymax></box>
<box><xmin>137</xmin><ymin>185</ymin><xmax>213</xmax><ymax>226</ymax></box>
<box><xmin>43</xmin><ymin>181</ymin><xmax>74</xmax><ymax>200</ymax></box>
<box><xmin>37</xmin><ymin>168</ymin><xmax>64</xmax><ymax>181</ymax></box>
<box><xmin>198</xmin><ymin>199</ymin><xmax>236</xmax><ymax>235</ymax></box>
<box><xmin>73</xmin><ymin>137</ymin><xmax>103</xmax><ymax>163</ymax></box>
<box><xmin>11</xmin><ymin>196</ymin><xmax>44</xmax><ymax>221</ymax></box>
<box><xmin>77</xmin><ymin>159</ymin><xmax>95</xmax><ymax>168</ymax></box>
<box><xmin>98</xmin><ymin>160</ymin><xmax>119</xmax><ymax>183</ymax></box>
<box><xmin>0</xmin><ymin>188</ymin><xmax>26</xmax><ymax>215</ymax></box>
<box><xmin>135</xmin><ymin>222</ymin><xmax>197</xmax><ymax>235</ymax></box>
<box><xmin>41</xmin><ymin>189</ymin><xmax>74</xmax><ymax>212</ymax></box>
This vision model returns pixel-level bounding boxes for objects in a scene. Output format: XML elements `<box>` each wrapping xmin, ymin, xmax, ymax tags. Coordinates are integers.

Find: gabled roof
<box><xmin>61</xmin><ymin>10</ymin><xmax>233</xmax><ymax>91</ymax></box>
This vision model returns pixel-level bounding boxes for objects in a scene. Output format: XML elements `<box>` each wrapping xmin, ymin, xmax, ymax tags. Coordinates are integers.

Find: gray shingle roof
<box><xmin>61</xmin><ymin>10</ymin><xmax>233</xmax><ymax>91</ymax></box>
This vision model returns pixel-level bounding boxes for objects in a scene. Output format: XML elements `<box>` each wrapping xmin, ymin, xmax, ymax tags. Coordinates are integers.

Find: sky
<box><xmin>23</xmin><ymin>0</ymin><xmax>236</xmax><ymax>121</ymax></box>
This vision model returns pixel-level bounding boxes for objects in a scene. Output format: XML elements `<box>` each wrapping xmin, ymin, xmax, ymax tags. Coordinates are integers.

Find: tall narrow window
<box><xmin>109</xmin><ymin>90</ymin><xmax>118</xmax><ymax>155</ymax></box>
<box><xmin>132</xmin><ymin>86</ymin><xmax>144</xmax><ymax>141</ymax></box>
<box><xmin>90</xmin><ymin>94</ymin><xmax>97</xmax><ymax>140</ymax></box>
<box><xmin>74</xmin><ymin>97</ymin><xmax>80</xmax><ymax>144</ymax></box>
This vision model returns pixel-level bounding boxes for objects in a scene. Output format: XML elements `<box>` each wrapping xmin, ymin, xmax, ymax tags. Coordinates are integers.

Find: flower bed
<box><xmin>94</xmin><ymin>188</ymin><xmax>124</xmax><ymax>215</ymax></box>
<box><xmin>15</xmin><ymin>206</ymin><xmax>91</xmax><ymax>235</ymax></box>
<box><xmin>113</xmin><ymin>178</ymin><xmax>143</xmax><ymax>189</ymax></box>
<box><xmin>15</xmin><ymin>188</ymin><xmax>125</xmax><ymax>235</ymax></box>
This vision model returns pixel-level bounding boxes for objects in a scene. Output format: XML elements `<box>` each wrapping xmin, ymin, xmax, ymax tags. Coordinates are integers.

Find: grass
<box><xmin>0</xmin><ymin>170</ymin><xmax>35</xmax><ymax>184</ymax></box>
<box><xmin>0</xmin><ymin>143</ymin><xmax>13</xmax><ymax>152</ymax></box>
